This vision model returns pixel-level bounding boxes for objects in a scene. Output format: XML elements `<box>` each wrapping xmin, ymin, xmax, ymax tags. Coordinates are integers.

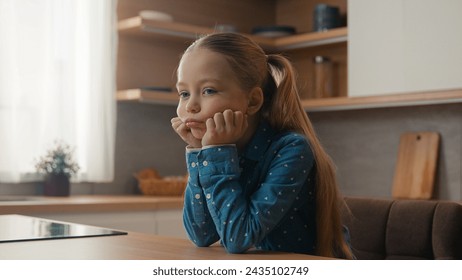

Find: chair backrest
<box><xmin>342</xmin><ymin>196</ymin><xmax>462</xmax><ymax>259</ymax></box>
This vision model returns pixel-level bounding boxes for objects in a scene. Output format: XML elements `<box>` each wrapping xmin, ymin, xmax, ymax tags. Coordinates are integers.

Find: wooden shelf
<box><xmin>302</xmin><ymin>89</ymin><xmax>462</xmax><ymax>112</ymax></box>
<box><xmin>117</xmin><ymin>17</ymin><xmax>348</xmax><ymax>106</ymax></box>
<box><xmin>117</xmin><ymin>17</ymin><xmax>462</xmax><ymax>111</ymax></box>
<box><xmin>119</xmin><ymin>16</ymin><xmax>214</xmax><ymax>41</ymax></box>
<box><xmin>118</xmin><ymin>16</ymin><xmax>346</xmax><ymax>51</ymax></box>
<box><xmin>117</xmin><ymin>88</ymin><xmax>462</xmax><ymax>111</ymax></box>
<box><xmin>117</xmin><ymin>89</ymin><xmax>178</xmax><ymax>105</ymax></box>
<box><xmin>273</xmin><ymin>27</ymin><xmax>347</xmax><ymax>51</ymax></box>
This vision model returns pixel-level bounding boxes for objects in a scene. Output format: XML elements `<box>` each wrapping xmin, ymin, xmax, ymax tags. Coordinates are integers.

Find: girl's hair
<box><xmin>182</xmin><ymin>33</ymin><xmax>353</xmax><ymax>259</ymax></box>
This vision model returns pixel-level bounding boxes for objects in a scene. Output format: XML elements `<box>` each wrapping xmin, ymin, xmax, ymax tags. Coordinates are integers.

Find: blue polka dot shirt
<box><xmin>183</xmin><ymin>121</ymin><xmax>317</xmax><ymax>254</ymax></box>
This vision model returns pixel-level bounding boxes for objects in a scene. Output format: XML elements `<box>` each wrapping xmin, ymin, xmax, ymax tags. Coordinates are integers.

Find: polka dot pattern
<box><xmin>182</xmin><ymin>122</ymin><xmax>317</xmax><ymax>254</ymax></box>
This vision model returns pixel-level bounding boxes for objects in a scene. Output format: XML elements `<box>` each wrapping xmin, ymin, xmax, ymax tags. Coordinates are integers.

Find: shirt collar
<box><xmin>240</xmin><ymin>121</ymin><xmax>275</xmax><ymax>161</ymax></box>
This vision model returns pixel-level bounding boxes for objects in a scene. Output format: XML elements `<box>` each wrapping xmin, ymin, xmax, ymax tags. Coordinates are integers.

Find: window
<box><xmin>0</xmin><ymin>0</ymin><xmax>118</xmax><ymax>182</ymax></box>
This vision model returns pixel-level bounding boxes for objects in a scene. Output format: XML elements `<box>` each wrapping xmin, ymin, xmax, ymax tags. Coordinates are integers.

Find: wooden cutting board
<box><xmin>392</xmin><ymin>132</ymin><xmax>440</xmax><ymax>199</ymax></box>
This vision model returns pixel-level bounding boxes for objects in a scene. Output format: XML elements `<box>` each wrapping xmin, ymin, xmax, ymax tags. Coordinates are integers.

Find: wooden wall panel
<box><xmin>117</xmin><ymin>37</ymin><xmax>188</xmax><ymax>90</ymax></box>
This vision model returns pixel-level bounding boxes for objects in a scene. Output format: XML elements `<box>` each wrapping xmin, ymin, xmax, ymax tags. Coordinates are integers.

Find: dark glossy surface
<box><xmin>0</xmin><ymin>214</ymin><xmax>126</xmax><ymax>243</ymax></box>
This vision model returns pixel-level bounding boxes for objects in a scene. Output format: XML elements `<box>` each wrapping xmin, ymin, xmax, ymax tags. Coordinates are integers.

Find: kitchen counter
<box><xmin>0</xmin><ymin>195</ymin><xmax>183</xmax><ymax>214</ymax></box>
<box><xmin>0</xmin><ymin>195</ymin><xmax>186</xmax><ymax>238</ymax></box>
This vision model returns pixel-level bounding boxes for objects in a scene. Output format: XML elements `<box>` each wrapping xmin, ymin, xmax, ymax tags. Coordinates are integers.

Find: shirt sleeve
<box><xmin>182</xmin><ymin>149</ymin><xmax>220</xmax><ymax>247</ymax></box>
<box><xmin>195</xmin><ymin>134</ymin><xmax>315</xmax><ymax>253</ymax></box>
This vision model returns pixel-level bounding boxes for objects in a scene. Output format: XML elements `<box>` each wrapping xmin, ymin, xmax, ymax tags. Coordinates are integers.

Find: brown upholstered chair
<box><xmin>342</xmin><ymin>196</ymin><xmax>462</xmax><ymax>260</ymax></box>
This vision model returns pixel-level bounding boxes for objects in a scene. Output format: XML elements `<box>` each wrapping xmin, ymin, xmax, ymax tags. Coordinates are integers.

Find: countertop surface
<box><xmin>0</xmin><ymin>195</ymin><xmax>183</xmax><ymax>214</ymax></box>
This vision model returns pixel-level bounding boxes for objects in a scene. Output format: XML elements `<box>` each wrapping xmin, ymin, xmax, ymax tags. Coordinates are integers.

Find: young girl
<box><xmin>171</xmin><ymin>32</ymin><xmax>353</xmax><ymax>259</ymax></box>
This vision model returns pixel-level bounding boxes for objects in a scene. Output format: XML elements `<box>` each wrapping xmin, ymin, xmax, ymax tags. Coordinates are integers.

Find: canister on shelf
<box><xmin>313</xmin><ymin>4</ymin><xmax>341</xmax><ymax>32</ymax></box>
<box><xmin>312</xmin><ymin>55</ymin><xmax>333</xmax><ymax>98</ymax></box>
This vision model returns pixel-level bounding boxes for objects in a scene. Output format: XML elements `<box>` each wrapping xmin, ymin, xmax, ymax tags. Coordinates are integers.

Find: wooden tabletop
<box><xmin>0</xmin><ymin>197</ymin><xmax>331</xmax><ymax>260</ymax></box>
<box><xmin>0</xmin><ymin>231</ymin><xmax>331</xmax><ymax>260</ymax></box>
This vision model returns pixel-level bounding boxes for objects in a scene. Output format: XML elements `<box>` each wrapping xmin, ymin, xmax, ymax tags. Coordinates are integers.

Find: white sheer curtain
<box><xmin>0</xmin><ymin>0</ymin><xmax>118</xmax><ymax>183</ymax></box>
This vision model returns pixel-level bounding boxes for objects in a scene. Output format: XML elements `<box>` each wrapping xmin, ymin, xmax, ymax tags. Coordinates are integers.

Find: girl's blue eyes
<box><xmin>178</xmin><ymin>91</ymin><xmax>190</xmax><ymax>98</ymax></box>
<box><xmin>178</xmin><ymin>88</ymin><xmax>217</xmax><ymax>98</ymax></box>
<box><xmin>203</xmin><ymin>88</ymin><xmax>217</xmax><ymax>95</ymax></box>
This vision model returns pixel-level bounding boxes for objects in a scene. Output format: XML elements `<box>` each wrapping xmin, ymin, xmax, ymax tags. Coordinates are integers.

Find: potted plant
<box><xmin>35</xmin><ymin>140</ymin><xmax>80</xmax><ymax>196</ymax></box>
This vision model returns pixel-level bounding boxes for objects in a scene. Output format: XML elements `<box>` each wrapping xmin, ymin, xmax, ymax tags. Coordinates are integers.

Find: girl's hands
<box><xmin>171</xmin><ymin>117</ymin><xmax>202</xmax><ymax>148</ymax></box>
<box><xmin>202</xmin><ymin>109</ymin><xmax>248</xmax><ymax>147</ymax></box>
<box><xmin>171</xmin><ymin>109</ymin><xmax>248</xmax><ymax>148</ymax></box>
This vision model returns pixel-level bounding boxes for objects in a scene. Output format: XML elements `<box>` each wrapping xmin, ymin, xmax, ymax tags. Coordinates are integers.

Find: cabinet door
<box><xmin>153</xmin><ymin>209</ymin><xmax>186</xmax><ymax>238</ymax></box>
<box><xmin>348</xmin><ymin>0</ymin><xmax>462</xmax><ymax>97</ymax></box>
<box><xmin>37</xmin><ymin>210</ymin><xmax>187</xmax><ymax>238</ymax></box>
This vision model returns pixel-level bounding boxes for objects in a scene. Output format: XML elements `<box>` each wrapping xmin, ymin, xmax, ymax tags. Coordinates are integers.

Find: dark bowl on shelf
<box><xmin>251</xmin><ymin>25</ymin><xmax>296</xmax><ymax>38</ymax></box>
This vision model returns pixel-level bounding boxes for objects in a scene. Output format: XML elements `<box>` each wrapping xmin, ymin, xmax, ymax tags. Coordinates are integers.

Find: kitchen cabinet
<box><xmin>348</xmin><ymin>0</ymin><xmax>462</xmax><ymax>97</ymax></box>
<box><xmin>117</xmin><ymin>0</ymin><xmax>462</xmax><ymax>112</ymax></box>
<box><xmin>116</xmin><ymin>20</ymin><xmax>347</xmax><ymax>105</ymax></box>
<box><xmin>116</xmin><ymin>18</ymin><xmax>347</xmax><ymax>106</ymax></box>
<box><xmin>117</xmin><ymin>0</ymin><xmax>349</xmax><ymax>111</ymax></box>
<box><xmin>37</xmin><ymin>209</ymin><xmax>186</xmax><ymax>238</ymax></box>
<box><xmin>0</xmin><ymin>195</ymin><xmax>186</xmax><ymax>239</ymax></box>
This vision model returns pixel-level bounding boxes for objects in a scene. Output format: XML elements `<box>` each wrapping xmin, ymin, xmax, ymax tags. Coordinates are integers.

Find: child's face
<box><xmin>176</xmin><ymin>48</ymin><xmax>250</xmax><ymax>140</ymax></box>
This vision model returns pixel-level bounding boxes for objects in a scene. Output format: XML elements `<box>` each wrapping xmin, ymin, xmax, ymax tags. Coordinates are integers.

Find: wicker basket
<box><xmin>134</xmin><ymin>168</ymin><xmax>187</xmax><ymax>196</ymax></box>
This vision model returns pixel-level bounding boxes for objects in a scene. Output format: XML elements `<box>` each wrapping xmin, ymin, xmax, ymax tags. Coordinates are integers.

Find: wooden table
<box><xmin>0</xmin><ymin>228</ymin><xmax>330</xmax><ymax>260</ymax></box>
<box><xmin>0</xmin><ymin>232</ymin><xmax>332</xmax><ymax>260</ymax></box>
<box><xmin>0</xmin><ymin>200</ymin><xmax>330</xmax><ymax>260</ymax></box>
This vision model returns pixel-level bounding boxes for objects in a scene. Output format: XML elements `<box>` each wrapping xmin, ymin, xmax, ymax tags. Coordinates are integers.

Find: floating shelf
<box><xmin>117</xmin><ymin>16</ymin><xmax>347</xmax><ymax>51</ymax></box>
<box><xmin>273</xmin><ymin>27</ymin><xmax>347</xmax><ymax>51</ymax></box>
<box><xmin>117</xmin><ymin>17</ymin><xmax>462</xmax><ymax>111</ymax></box>
<box><xmin>118</xmin><ymin>16</ymin><xmax>215</xmax><ymax>41</ymax></box>
<box><xmin>117</xmin><ymin>88</ymin><xmax>462</xmax><ymax>111</ymax></box>
<box><xmin>302</xmin><ymin>89</ymin><xmax>462</xmax><ymax>112</ymax></box>
<box><xmin>117</xmin><ymin>89</ymin><xmax>178</xmax><ymax>105</ymax></box>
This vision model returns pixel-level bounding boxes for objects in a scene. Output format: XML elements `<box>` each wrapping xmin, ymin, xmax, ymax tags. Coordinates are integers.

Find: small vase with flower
<box><xmin>35</xmin><ymin>140</ymin><xmax>80</xmax><ymax>196</ymax></box>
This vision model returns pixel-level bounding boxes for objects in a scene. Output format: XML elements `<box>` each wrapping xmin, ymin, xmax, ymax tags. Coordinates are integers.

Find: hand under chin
<box><xmin>190</xmin><ymin>128</ymin><xmax>205</xmax><ymax>140</ymax></box>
